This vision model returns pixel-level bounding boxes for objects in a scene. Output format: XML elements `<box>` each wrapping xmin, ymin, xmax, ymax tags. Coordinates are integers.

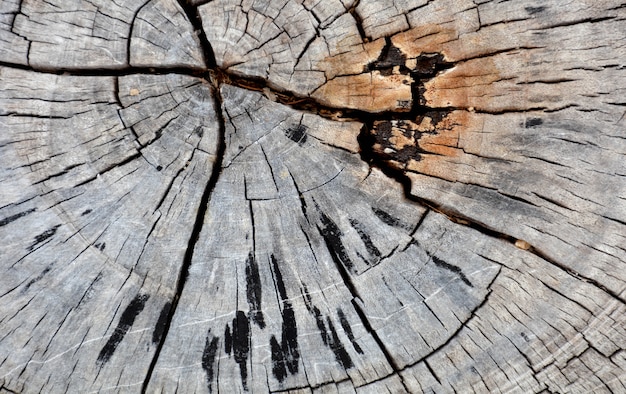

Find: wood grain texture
<box><xmin>130</xmin><ymin>0</ymin><xmax>205</xmax><ymax>68</ymax></box>
<box><xmin>0</xmin><ymin>0</ymin><xmax>624</xmax><ymax>392</ymax></box>
<box><xmin>7</xmin><ymin>0</ymin><xmax>204</xmax><ymax>69</ymax></box>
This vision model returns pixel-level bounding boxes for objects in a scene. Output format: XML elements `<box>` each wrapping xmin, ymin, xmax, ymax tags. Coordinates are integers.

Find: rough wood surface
<box><xmin>1</xmin><ymin>0</ymin><xmax>625</xmax><ymax>393</ymax></box>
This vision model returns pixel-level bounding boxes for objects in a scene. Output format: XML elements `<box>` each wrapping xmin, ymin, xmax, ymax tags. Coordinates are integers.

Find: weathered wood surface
<box><xmin>0</xmin><ymin>0</ymin><xmax>625</xmax><ymax>393</ymax></box>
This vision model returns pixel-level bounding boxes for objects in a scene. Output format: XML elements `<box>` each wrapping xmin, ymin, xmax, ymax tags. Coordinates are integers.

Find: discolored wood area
<box><xmin>0</xmin><ymin>0</ymin><xmax>625</xmax><ymax>393</ymax></box>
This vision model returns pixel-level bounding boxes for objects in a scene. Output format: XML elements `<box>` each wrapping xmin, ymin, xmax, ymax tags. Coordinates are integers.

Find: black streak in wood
<box><xmin>317</xmin><ymin>211</ymin><xmax>354</xmax><ymax>271</ymax></box>
<box><xmin>277</xmin><ymin>305</ymin><xmax>299</xmax><ymax>374</ymax></box>
<box><xmin>245</xmin><ymin>252</ymin><xmax>266</xmax><ymax>329</ymax></box>
<box><xmin>349</xmin><ymin>218</ymin><xmax>381</xmax><ymax>261</ymax></box>
<box><xmin>226</xmin><ymin>311</ymin><xmax>250</xmax><ymax>389</ymax></box>
<box><xmin>302</xmin><ymin>286</ymin><xmax>356</xmax><ymax>369</ymax></box>
<box><xmin>224</xmin><ymin>324</ymin><xmax>232</xmax><ymax>355</ymax></box>
<box><xmin>270</xmin><ymin>336</ymin><xmax>288</xmax><ymax>383</ymax></box>
<box><xmin>371</xmin><ymin>207</ymin><xmax>407</xmax><ymax>229</ymax></box>
<box><xmin>97</xmin><ymin>293</ymin><xmax>150</xmax><ymax>364</ymax></box>
<box><xmin>285</xmin><ymin>124</ymin><xmax>308</xmax><ymax>145</ymax></box>
<box><xmin>326</xmin><ymin>316</ymin><xmax>353</xmax><ymax>369</ymax></box>
<box><xmin>201</xmin><ymin>333</ymin><xmax>220</xmax><ymax>393</ymax></box>
<box><xmin>27</xmin><ymin>225</ymin><xmax>61</xmax><ymax>251</ymax></box>
<box><xmin>23</xmin><ymin>265</ymin><xmax>52</xmax><ymax>292</ymax></box>
<box><xmin>152</xmin><ymin>302</ymin><xmax>172</xmax><ymax>345</ymax></box>
<box><xmin>0</xmin><ymin>208</ymin><xmax>36</xmax><ymax>227</ymax></box>
<box><xmin>313</xmin><ymin>306</ymin><xmax>330</xmax><ymax>345</ymax></box>
<box><xmin>525</xmin><ymin>117</ymin><xmax>543</xmax><ymax>128</ymax></box>
<box><xmin>269</xmin><ymin>255</ymin><xmax>300</xmax><ymax>382</ymax></box>
<box><xmin>337</xmin><ymin>308</ymin><xmax>363</xmax><ymax>354</ymax></box>
<box><xmin>271</xmin><ymin>255</ymin><xmax>288</xmax><ymax>301</ymax></box>
<box><xmin>525</xmin><ymin>6</ymin><xmax>547</xmax><ymax>15</ymax></box>
<box><xmin>432</xmin><ymin>256</ymin><xmax>474</xmax><ymax>287</ymax></box>
<box><xmin>302</xmin><ymin>286</ymin><xmax>330</xmax><ymax>345</ymax></box>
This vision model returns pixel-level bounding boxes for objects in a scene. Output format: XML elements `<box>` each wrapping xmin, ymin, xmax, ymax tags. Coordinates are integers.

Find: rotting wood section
<box><xmin>0</xmin><ymin>0</ymin><xmax>625</xmax><ymax>392</ymax></box>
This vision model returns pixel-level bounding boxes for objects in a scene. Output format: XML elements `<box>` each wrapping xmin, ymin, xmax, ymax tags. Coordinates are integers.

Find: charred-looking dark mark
<box><xmin>525</xmin><ymin>117</ymin><xmax>543</xmax><ymax>128</ymax></box>
<box><xmin>431</xmin><ymin>256</ymin><xmax>474</xmax><ymax>287</ymax></box>
<box><xmin>317</xmin><ymin>210</ymin><xmax>354</xmax><ymax>271</ymax></box>
<box><xmin>337</xmin><ymin>308</ymin><xmax>363</xmax><ymax>354</ymax></box>
<box><xmin>366</xmin><ymin>37</ymin><xmax>407</xmax><ymax>76</ymax></box>
<box><xmin>81</xmin><ymin>209</ymin><xmax>92</xmax><ymax>216</ymax></box>
<box><xmin>270</xmin><ymin>254</ymin><xmax>288</xmax><ymax>301</ymax></box>
<box><xmin>361</xmin><ymin>107</ymin><xmax>452</xmax><ymax>170</ymax></box>
<box><xmin>152</xmin><ymin>302</ymin><xmax>172</xmax><ymax>344</ymax></box>
<box><xmin>289</xmin><ymin>172</ymin><xmax>309</xmax><ymax>221</ymax></box>
<box><xmin>371</xmin><ymin>207</ymin><xmax>407</xmax><ymax>229</ymax></box>
<box><xmin>156</xmin><ymin>165</ymin><xmax>163</xmax><ymax>171</ymax></box>
<box><xmin>364</xmin><ymin>119</ymin><xmax>423</xmax><ymax>167</ymax></box>
<box><xmin>301</xmin><ymin>285</ymin><xmax>313</xmax><ymax>309</ymax></box>
<box><xmin>366</xmin><ymin>38</ymin><xmax>452</xmax><ymax>113</ymax></box>
<box><xmin>201</xmin><ymin>332</ymin><xmax>220</xmax><ymax>393</ymax></box>
<box><xmin>23</xmin><ymin>265</ymin><xmax>52</xmax><ymax>292</ymax></box>
<box><xmin>302</xmin><ymin>285</ymin><xmax>331</xmax><ymax>345</ymax></box>
<box><xmin>224</xmin><ymin>311</ymin><xmax>250</xmax><ymax>389</ymax></box>
<box><xmin>0</xmin><ymin>208</ymin><xmax>36</xmax><ymax>227</ymax></box>
<box><xmin>301</xmin><ymin>285</ymin><xmax>355</xmax><ymax>368</ymax></box>
<box><xmin>245</xmin><ymin>252</ymin><xmax>265</xmax><ymax>329</ymax></box>
<box><xmin>27</xmin><ymin>224</ymin><xmax>61</xmax><ymax>251</ymax></box>
<box><xmin>269</xmin><ymin>255</ymin><xmax>300</xmax><ymax>382</ymax></box>
<box><xmin>525</xmin><ymin>6</ymin><xmax>547</xmax><ymax>15</ymax></box>
<box><xmin>412</xmin><ymin>53</ymin><xmax>453</xmax><ymax>108</ymax></box>
<box><xmin>269</xmin><ymin>314</ymin><xmax>299</xmax><ymax>382</ymax></box>
<box><xmin>349</xmin><ymin>218</ymin><xmax>381</xmax><ymax>261</ymax></box>
<box><xmin>326</xmin><ymin>316</ymin><xmax>354</xmax><ymax>369</ymax></box>
<box><xmin>412</xmin><ymin>52</ymin><xmax>453</xmax><ymax>80</ymax></box>
<box><xmin>97</xmin><ymin>293</ymin><xmax>150</xmax><ymax>364</ymax></box>
<box><xmin>94</xmin><ymin>242</ymin><xmax>106</xmax><ymax>251</ymax></box>
<box><xmin>285</xmin><ymin>124</ymin><xmax>308</xmax><ymax>145</ymax></box>
<box><xmin>224</xmin><ymin>325</ymin><xmax>232</xmax><ymax>355</ymax></box>
<box><xmin>312</xmin><ymin>305</ymin><xmax>330</xmax><ymax>345</ymax></box>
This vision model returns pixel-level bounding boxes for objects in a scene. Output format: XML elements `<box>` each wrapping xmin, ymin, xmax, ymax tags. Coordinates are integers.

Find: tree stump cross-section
<box><xmin>0</xmin><ymin>0</ymin><xmax>625</xmax><ymax>393</ymax></box>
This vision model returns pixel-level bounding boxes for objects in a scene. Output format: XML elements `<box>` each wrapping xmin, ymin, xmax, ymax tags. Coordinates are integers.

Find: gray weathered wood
<box><xmin>0</xmin><ymin>0</ymin><xmax>625</xmax><ymax>393</ymax></box>
<box><xmin>10</xmin><ymin>0</ymin><xmax>204</xmax><ymax>69</ymax></box>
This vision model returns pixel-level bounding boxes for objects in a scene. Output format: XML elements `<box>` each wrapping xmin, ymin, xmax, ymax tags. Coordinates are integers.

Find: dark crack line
<box><xmin>347</xmin><ymin>0</ymin><xmax>369</xmax><ymax>42</ymax></box>
<box><xmin>140</xmin><ymin>52</ymin><xmax>226</xmax><ymax>394</ymax></box>
<box><xmin>138</xmin><ymin>3</ymin><xmax>224</xmax><ymax>390</ymax></box>
<box><xmin>361</xmin><ymin>134</ymin><xmax>626</xmax><ymax>306</ymax></box>
<box><xmin>176</xmin><ymin>0</ymin><xmax>217</xmax><ymax>68</ymax></box>
<box><xmin>0</xmin><ymin>60</ymin><xmax>207</xmax><ymax>77</ymax></box>
<box><xmin>314</xmin><ymin>208</ymin><xmax>411</xmax><ymax>390</ymax></box>
<box><xmin>359</xmin><ymin>269</ymin><xmax>501</xmax><ymax>386</ymax></box>
<box><xmin>350</xmin><ymin>299</ymin><xmax>411</xmax><ymax>392</ymax></box>
<box><xmin>126</xmin><ymin>1</ymin><xmax>151</xmax><ymax>68</ymax></box>
<box><xmin>0</xmin><ymin>54</ymin><xmax>456</xmax><ymax>127</ymax></box>
<box><xmin>2</xmin><ymin>5</ymin><xmax>620</xmax><ymax>390</ymax></box>
<box><xmin>285</xmin><ymin>267</ymin><xmax>502</xmax><ymax>390</ymax></box>
<box><xmin>352</xmin><ymin>85</ymin><xmax>626</xmax><ymax>306</ymax></box>
<box><xmin>3</xmin><ymin>25</ymin><xmax>612</xmax><ymax>307</ymax></box>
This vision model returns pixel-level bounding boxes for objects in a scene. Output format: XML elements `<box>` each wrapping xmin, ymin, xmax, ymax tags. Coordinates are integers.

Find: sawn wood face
<box><xmin>0</xmin><ymin>0</ymin><xmax>624</xmax><ymax>392</ymax></box>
